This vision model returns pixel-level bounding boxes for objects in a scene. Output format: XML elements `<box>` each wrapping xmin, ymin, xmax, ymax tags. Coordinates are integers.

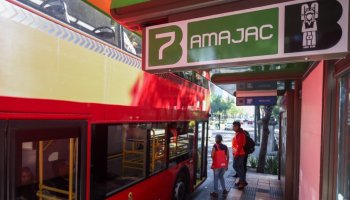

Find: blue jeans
<box><xmin>213</xmin><ymin>168</ymin><xmax>226</xmax><ymax>192</ymax></box>
<box><xmin>233</xmin><ymin>156</ymin><xmax>246</xmax><ymax>183</ymax></box>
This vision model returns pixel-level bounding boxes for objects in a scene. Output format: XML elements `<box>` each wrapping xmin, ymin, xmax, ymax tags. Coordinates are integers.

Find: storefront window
<box><xmin>337</xmin><ymin>74</ymin><xmax>350</xmax><ymax>200</ymax></box>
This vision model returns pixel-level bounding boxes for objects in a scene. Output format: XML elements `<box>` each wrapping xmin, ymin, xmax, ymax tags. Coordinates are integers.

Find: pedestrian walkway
<box><xmin>227</xmin><ymin>170</ymin><xmax>282</xmax><ymax>200</ymax></box>
<box><xmin>190</xmin><ymin>129</ymin><xmax>283</xmax><ymax>200</ymax></box>
<box><xmin>189</xmin><ymin>169</ymin><xmax>283</xmax><ymax>200</ymax></box>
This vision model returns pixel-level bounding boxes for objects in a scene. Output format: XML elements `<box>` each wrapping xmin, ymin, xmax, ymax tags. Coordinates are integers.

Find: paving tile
<box><xmin>258</xmin><ymin>182</ymin><xmax>270</xmax><ymax>186</ymax></box>
<box><xmin>258</xmin><ymin>179</ymin><xmax>270</xmax><ymax>184</ymax></box>
<box><xmin>257</xmin><ymin>186</ymin><xmax>270</xmax><ymax>192</ymax></box>
<box><xmin>189</xmin><ymin>148</ymin><xmax>283</xmax><ymax>200</ymax></box>
<box><xmin>227</xmin><ymin>188</ymin><xmax>243</xmax><ymax>199</ymax></box>
<box><xmin>255</xmin><ymin>192</ymin><xmax>270</xmax><ymax>197</ymax></box>
<box><xmin>240</xmin><ymin>186</ymin><xmax>256</xmax><ymax>200</ymax></box>
<box><xmin>255</xmin><ymin>197</ymin><xmax>271</xmax><ymax>200</ymax></box>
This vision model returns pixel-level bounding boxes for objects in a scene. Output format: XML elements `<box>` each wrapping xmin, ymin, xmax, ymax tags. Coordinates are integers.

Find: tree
<box><xmin>227</xmin><ymin>104</ymin><xmax>244</xmax><ymax>118</ymax></box>
<box><xmin>257</xmin><ymin>105</ymin><xmax>273</xmax><ymax>173</ymax></box>
<box><xmin>271</xmin><ymin>99</ymin><xmax>280</xmax><ymax>121</ymax></box>
<box><xmin>210</xmin><ymin>94</ymin><xmax>231</xmax><ymax>115</ymax></box>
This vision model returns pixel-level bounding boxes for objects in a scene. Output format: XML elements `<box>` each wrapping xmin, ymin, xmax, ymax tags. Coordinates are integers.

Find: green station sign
<box><xmin>187</xmin><ymin>8</ymin><xmax>278</xmax><ymax>63</ymax></box>
<box><xmin>144</xmin><ymin>0</ymin><xmax>349</xmax><ymax>72</ymax></box>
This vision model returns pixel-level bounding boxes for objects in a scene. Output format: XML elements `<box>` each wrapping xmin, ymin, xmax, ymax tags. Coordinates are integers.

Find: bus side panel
<box><xmin>106</xmin><ymin>169</ymin><xmax>174</xmax><ymax>200</ymax></box>
<box><xmin>0</xmin><ymin>96</ymin><xmax>208</xmax><ymax>122</ymax></box>
<box><xmin>106</xmin><ymin>162</ymin><xmax>193</xmax><ymax>200</ymax></box>
<box><xmin>0</xmin><ymin>0</ymin><xmax>210</xmax><ymax>119</ymax></box>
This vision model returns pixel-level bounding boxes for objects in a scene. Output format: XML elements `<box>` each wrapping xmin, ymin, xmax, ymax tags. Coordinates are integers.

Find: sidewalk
<box><xmin>188</xmin><ymin>131</ymin><xmax>283</xmax><ymax>200</ymax></box>
<box><xmin>189</xmin><ymin>168</ymin><xmax>283</xmax><ymax>200</ymax></box>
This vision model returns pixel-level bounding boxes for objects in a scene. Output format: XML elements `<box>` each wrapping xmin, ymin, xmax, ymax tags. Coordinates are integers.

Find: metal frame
<box><xmin>122</xmin><ymin>137</ymin><xmax>146</xmax><ymax>175</ymax></box>
<box><xmin>37</xmin><ymin>138</ymin><xmax>76</xmax><ymax>200</ymax></box>
<box><xmin>193</xmin><ymin>121</ymin><xmax>200</xmax><ymax>186</ymax></box>
<box><xmin>149</xmin><ymin>129</ymin><xmax>166</xmax><ymax>173</ymax></box>
<box><xmin>212</xmin><ymin>70</ymin><xmax>306</xmax><ymax>84</ymax></box>
<box><xmin>319</xmin><ymin>61</ymin><xmax>337</xmax><ymax>200</ymax></box>
<box><xmin>193</xmin><ymin>121</ymin><xmax>209</xmax><ymax>188</ymax></box>
<box><xmin>292</xmin><ymin>80</ymin><xmax>301</xmax><ymax>200</ymax></box>
<box><xmin>280</xmin><ymin>86</ymin><xmax>297</xmax><ymax>200</ymax></box>
<box><xmin>203</xmin><ymin>121</ymin><xmax>209</xmax><ymax>179</ymax></box>
<box><xmin>198</xmin><ymin>121</ymin><xmax>205</xmax><ymax>180</ymax></box>
<box><xmin>334</xmin><ymin>54</ymin><xmax>350</xmax><ymax>76</ymax></box>
<box><xmin>327</xmin><ymin>58</ymin><xmax>350</xmax><ymax>200</ymax></box>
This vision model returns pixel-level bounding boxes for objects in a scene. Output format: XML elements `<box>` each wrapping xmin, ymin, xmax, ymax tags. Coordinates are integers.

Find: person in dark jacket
<box><xmin>17</xmin><ymin>167</ymin><xmax>38</xmax><ymax>200</ymax></box>
<box><xmin>232</xmin><ymin>121</ymin><xmax>248</xmax><ymax>190</ymax></box>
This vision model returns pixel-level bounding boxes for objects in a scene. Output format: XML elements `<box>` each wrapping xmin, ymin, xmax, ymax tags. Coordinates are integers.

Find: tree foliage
<box><xmin>210</xmin><ymin>94</ymin><xmax>232</xmax><ymax>114</ymax></box>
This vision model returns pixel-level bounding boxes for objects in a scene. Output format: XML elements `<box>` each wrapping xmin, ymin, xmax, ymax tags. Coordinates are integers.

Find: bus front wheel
<box><xmin>173</xmin><ymin>172</ymin><xmax>188</xmax><ymax>200</ymax></box>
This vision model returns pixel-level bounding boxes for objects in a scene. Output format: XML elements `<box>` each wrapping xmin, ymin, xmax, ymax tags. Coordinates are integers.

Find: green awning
<box><xmin>111</xmin><ymin>0</ymin><xmax>150</xmax><ymax>9</ymax></box>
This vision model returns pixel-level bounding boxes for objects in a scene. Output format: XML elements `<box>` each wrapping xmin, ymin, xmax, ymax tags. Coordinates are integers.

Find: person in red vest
<box><xmin>210</xmin><ymin>134</ymin><xmax>229</xmax><ymax>197</ymax></box>
<box><xmin>232</xmin><ymin>121</ymin><xmax>248</xmax><ymax>190</ymax></box>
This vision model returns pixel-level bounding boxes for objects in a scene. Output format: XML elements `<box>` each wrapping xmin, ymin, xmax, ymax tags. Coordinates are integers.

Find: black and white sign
<box><xmin>285</xmin><ymin>1</ymin><xmax>344</xmax><ymax>53</ymax></box>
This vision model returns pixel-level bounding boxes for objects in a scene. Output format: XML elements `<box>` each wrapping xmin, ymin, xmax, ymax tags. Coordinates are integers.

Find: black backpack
<box><xmin>243</xmin><ymin>130</ymin><xmax>255</xmax><ymax>154</ymax></box>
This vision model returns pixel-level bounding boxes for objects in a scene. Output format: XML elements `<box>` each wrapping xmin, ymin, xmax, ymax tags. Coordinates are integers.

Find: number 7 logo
<box><xmin>148</xmin><ymin>25</ymin><xmax>183</xmax><ymax>66</ymax></box>
<box><xmin>156</xmin><ymin>32</ymin><xmax>175</xmax><ymax>60</ymax></box>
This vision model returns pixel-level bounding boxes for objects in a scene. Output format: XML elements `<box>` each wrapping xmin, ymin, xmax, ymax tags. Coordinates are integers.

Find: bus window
<box><xmin>123</xmin><ymin>28</ymin><xmax>142</xmax><ymax>57</ymax></box>
<box><xmin>173</xmin><ymin>71</ymin><xmax>209</xmax><ymax>89</ymax></box>
<box><xmin>91</xmin><ymin>124</ymin><xmax>147</xmax><ymax>199</ymax></box>
<box><xmin>8</xmin><ymin>120</ymin><xmax>85</xmax><ymax>200</ymax></box>
<box><xmin>91</xmin><ymin>122</ymin><xmax>198</xmax><ymax>198</ymax></box>
<box><xmin>41</xmin><ymin>0</ymin><xmax>69</xmax><ymax>22</ymax></box>
<box><xmin>17</xmin><ymin>0</ymin><xmax>121</xmax><ymax>47</ymax></box>
<box><xmin>149</xmin><ymin>124</ymin><xmax>167</xmax><ymax>174</ymax></box>
<box><xmin>195</xmin><ymin>121</ymin><xmax>208</xmax><ymax>185</ymax></box>
<box><xmin>196</xmin><ymin>122</ymin><xmax>203</xmax><ymax>180</ymax></box>
<box><xmin>18</xmin><ymin>139</ymin><xmax>78</xmax><ymax>200</ymax></box>
<box><xmin>168</xmin><ymin>122</ymin><xmax>194</xmax><ymax>167</ymax></box>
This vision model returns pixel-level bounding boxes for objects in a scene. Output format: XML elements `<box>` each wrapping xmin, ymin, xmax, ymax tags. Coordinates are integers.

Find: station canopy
<box><xmin>211</xmin><ymin>62</ymin><xmax>311</xmax><ymax>97</ymax></box>
<box><xmin>84</xmin><ymin>0</ymin><xmax>266</xmax><ymax>32</ymax></box>
<box><xmin>85</xmin><ymin>0</ymin><xmax>347</xmax><ymax>97</ymax></box>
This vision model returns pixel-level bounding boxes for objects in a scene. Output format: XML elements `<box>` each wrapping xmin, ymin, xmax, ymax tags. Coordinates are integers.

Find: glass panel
<box><xmin>149</xmin><ymin>125</ymin><xmax>166</xmax><ymax>174</ymax></box>
<box><xmin>202</xmin><ymin>122</ymin><xmax>208</xmax><ymax>177</ymax></box>
<box><xmin>91</xmin><ymin>122</ymin><xmax>194</xmax><ymax>198</ymax></box>
<box><xmin>187</xmin><ymin>121</ymin><xmax>195</xmax><ymax>159</ymax></box>
<box><xmin>173</xmin><ymin>71</ymin><xmax>209</xmax><ymax>89</ymax></box>
<box><xmin>196</xmin><ymin>122</ymin><xmax>203</xmax><ymax>180</ymax></box>
<box><xmin>337</xmin><ymin>74</ymin><xmax>350</xmax><ymax>199</ymax></box>
<box><xmin>17</xmin><ymin>0</ymin><xmax>121</xmax><ymax>47</ymax></box>
<box><xmin>17</xmin><ymin>137</ymin><xmax>79</xmax><ymax>200</ymax></box>
<box><xmin>123</xmin><ymin>28</ymin><xmax>142</xmax><ymax>57</ymax></box>
<box><xmin>109</xmin><ymin>125</ymin><xmax>146</xmax><ymax>189</ymax></box>
<box><xmin>90</xmin><ymin>124</ymin><xmax>147</xmax><ymax>198</ymax></box>
<box><xmin>169</xmin><ymin>122</ymin><xmax>191</xmax><ymax>160</ymax></box>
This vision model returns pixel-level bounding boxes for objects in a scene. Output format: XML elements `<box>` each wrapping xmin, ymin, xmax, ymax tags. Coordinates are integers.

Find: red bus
<box><xmin>0</xmin><ymin>0</ymin><xmax>210</xmax><ymax>200</ymax></box>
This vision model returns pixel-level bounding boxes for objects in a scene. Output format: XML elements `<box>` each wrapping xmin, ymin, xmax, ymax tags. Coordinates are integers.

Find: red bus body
<box><xmin>0</xmin><ymin>1</ymin><xmax>210</xmax><ymax>199</ymax></box>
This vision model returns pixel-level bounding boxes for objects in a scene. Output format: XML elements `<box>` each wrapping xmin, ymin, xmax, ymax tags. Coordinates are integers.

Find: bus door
<box><xmin>194</xmin><ymin>121</ymin><xmax>208</xmax><ymax>186</ymax></box>
<box><xmin>0</xmin><ymin>121</ymin><xmax>5</xmax><ymax>200</ymax></box>
<box><xmin>6</xmin><ymin>120</ymin><xmax>86</xmax><ymax>200</ymax></box>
